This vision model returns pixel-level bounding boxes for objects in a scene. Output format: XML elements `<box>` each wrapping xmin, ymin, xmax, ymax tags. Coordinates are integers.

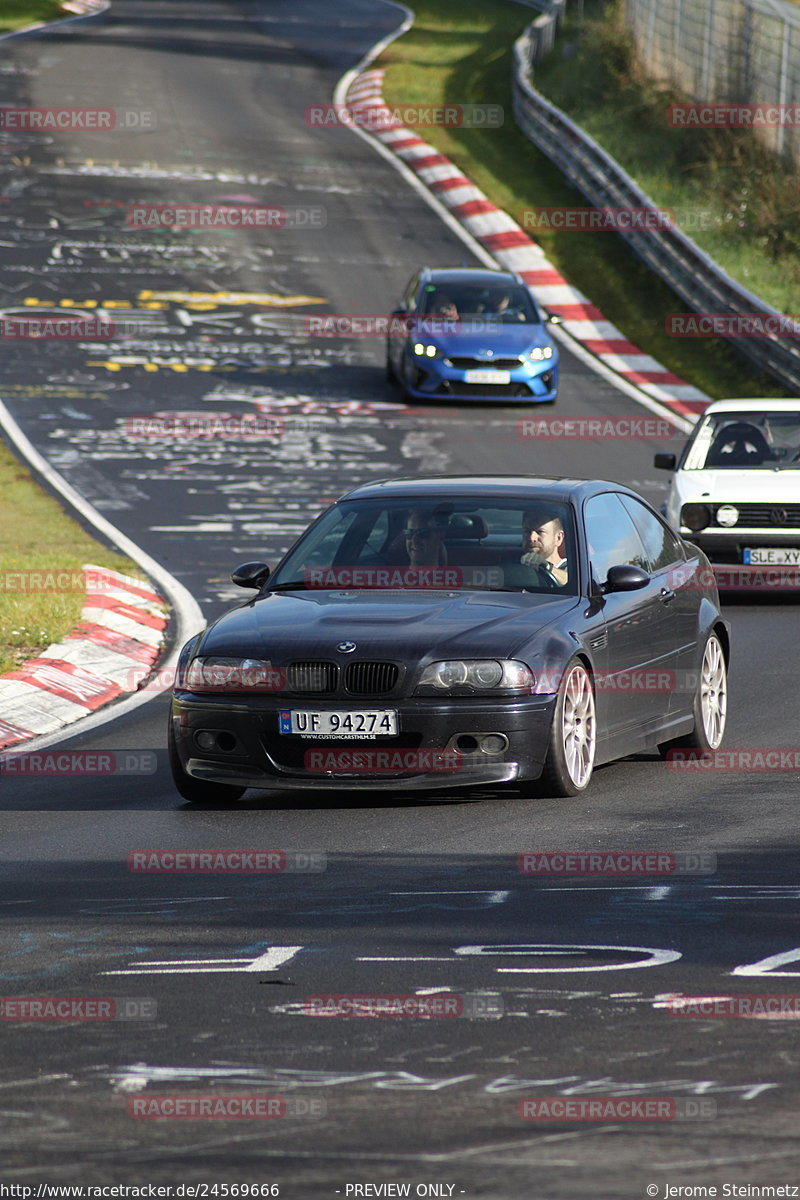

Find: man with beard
<box><xmin>503</xmin><ymin>504</ymin><xmax>569</xmax><ymax>589</ymax></box>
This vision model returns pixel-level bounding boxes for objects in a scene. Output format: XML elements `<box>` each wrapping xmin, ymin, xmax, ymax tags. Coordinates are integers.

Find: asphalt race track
<box><xmin>1</xmin><ymin>2</ymin><xmax>800</xmax><ymax>1195</ymax></box>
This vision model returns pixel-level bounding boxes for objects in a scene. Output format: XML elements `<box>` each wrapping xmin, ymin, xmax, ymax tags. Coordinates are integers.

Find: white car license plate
<box><xmin>463</xmin><ymin>369</ymin><xmax>511</xmax><ymax>385</ymax></box>
<box><xmin>743</xmin><ymin>548</ymin><xmax>800</xmax><ymax>565</ymax></box>
<box><xmin>278</xmin><ymin>709</ymin><xmax>398</xmax><ymax>738</ymax></box>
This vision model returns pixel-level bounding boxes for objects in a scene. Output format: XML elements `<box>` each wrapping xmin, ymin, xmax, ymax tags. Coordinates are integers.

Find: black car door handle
<box><xmin>660</xmin><ymin>587</ymin><xmax>676</xmax><ymax>604</ymax></box>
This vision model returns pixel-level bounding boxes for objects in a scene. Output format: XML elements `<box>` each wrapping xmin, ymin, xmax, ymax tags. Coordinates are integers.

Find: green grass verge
<box><xmin>0</xmin><ymin>1</ymin><xmax>65</xmax><ymax>33</ymax></box>
<box><xmin>380</xmin><ymin>0</ymin><xmax>789</xmax><ymax>399</ymax></box>
<box><xmin>0</xmin><ymin>440</ymin><xmax>143</xmax><ymax>675</ymax></box>
<box><xmin>533</xmin><ymin>0</ymin><xmax>800</xmax><ymax>318</ymax></box>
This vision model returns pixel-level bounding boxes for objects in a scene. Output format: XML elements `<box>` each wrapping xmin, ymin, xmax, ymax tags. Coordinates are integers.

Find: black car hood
<box><xmin>198</xmin><ymin>589</ymin><xmax>581</xmax><ymax>662</ymax></box>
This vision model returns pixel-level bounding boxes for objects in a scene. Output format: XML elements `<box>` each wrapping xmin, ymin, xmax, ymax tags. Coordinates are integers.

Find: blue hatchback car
<box><xmin>387</xmin><ymin>267</ymin><xmax>561</xmax><ymax>403</ymax></box>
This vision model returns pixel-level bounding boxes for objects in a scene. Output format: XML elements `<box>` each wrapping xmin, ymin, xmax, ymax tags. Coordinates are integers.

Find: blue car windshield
<box><xmin>420</xmin><ymin>284</ymin><xmax>539</xmax><ymax>323</ymax></box>
<box><xmin>269</xmin><ymin>497</ymin><xmax>578</xmax><ymax>595</ymax></box>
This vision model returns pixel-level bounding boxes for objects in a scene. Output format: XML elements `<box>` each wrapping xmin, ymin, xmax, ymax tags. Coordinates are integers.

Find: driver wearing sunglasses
<box><xmin>402</xmin><ymin>509</ymin><xmax>448</xmax><ymax>567</ymax></box>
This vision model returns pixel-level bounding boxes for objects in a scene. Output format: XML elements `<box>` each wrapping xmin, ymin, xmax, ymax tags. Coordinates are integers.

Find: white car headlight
<box><xmin>716</xmin><ymin>504</ymin><xmax>739</xmax><ymax>527</ymax></box>
<box><xmin>413</xmin><ymin>342</ymin><xmax>440</xmax><ymax>359</ymax></box>
<box><xmin>184</xmin><ymin>657</ymin><xmax>283</xmax><ymax>692</ymax></box>
<box><xmin>417</xmin><ymin>659</ymin><xmax>534</xmax><ymax>692</ymax></box>
<box><xmin>526</xmin><ymin>346</ymin><xmax>554</xmax><ymax>362</ymax></box>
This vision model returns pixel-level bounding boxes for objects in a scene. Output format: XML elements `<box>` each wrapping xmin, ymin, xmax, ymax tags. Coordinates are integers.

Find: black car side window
<box><xmin>618</xmin><ymin>495</ymin><xmax>684</xmax><ymax>573</ymax></box>
<box><xmin>584</xmin><ymin>493</ymin><xmax>650</xmax><ymax>586</ymax></box>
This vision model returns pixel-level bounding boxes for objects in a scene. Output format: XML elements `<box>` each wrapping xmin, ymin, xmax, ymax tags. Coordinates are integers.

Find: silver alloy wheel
<box><xmin>561</xmin><ymin>664</ymin><xmax>596</xmax><ymax>788</ymax></box>
<box><xmin>700</xmin><ymin>635</ymin><xmax>727</xmax><ymax>748</ymax></box>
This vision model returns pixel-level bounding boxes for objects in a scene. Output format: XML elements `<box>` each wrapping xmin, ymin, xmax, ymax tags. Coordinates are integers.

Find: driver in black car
<box><xmin>503</xmin><ymin>505</ymin><xmax>569</xmax><ymax>589</ymax></box>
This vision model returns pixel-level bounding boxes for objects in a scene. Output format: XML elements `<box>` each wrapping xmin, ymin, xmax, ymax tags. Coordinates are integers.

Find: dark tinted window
<box><xmin>619</xmin><ymin>495</ymin><xmax>683</xmax><ymax>573</ymax></box>
<box><xmin>584</xmin><ymin>492</ymin><xmax>649</xmax><ymax>584</ymax></box>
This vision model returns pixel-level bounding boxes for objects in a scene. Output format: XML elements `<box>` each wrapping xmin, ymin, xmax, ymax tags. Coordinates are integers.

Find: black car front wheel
<box><xmin>167</xmin><ymin>713</ymin><xmax>247</xmax><ymax>805</ymax></box>
<box><xmin>533</xmin><ymin>659</ymin><xmax>597</xmax><ymax>797</ymax></box>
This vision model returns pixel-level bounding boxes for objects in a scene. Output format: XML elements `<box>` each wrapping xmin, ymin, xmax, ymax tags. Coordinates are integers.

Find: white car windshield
<box><xmin>683</xmin><ymin>411</ymin><xmax>800</xmax><ymax>469</ymax></box>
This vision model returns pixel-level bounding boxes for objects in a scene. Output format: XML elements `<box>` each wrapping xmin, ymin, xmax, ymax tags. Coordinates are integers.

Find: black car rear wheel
<box><xmin>533</xmin><ymin>660</ymin><xmax>596</xmax><ymax>797</ymax></box>
<box><xmin>167</xmin><ymin>712</ymin><xmax>247</xmax><ymax>805</ymax></box>
<box><xmin>659</xmin><ymin>632</ymin><xmax>727</xmax><ymax>754</ymax></box>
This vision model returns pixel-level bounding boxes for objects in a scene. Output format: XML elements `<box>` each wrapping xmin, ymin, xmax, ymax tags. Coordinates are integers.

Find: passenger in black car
<box><xmin>402</xmin><ymin>509</ymin><xmax>448</xmax><ymax>568</ymax></box>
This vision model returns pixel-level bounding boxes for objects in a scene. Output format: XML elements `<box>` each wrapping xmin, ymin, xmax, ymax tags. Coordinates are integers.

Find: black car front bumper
<box><xmin>170</xmin><ymin>691</ymin><xmax>559</xmax><ymax>792</ymax></box>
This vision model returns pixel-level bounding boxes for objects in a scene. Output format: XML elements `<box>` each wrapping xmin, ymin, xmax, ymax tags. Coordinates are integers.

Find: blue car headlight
<box><xmin>412</xmin><ymin>342</ymin><xmax>442</xmax><ymax>359</ymax></box>
<box><xmin>525</xmin><ymin>346</ymin><xmax>554</xmax><ymax>363</ymax></box>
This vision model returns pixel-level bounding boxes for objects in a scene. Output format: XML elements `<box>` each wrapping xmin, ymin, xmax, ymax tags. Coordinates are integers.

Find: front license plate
<box><xmin>463</xmin><ymin>369</ymin><xmax>511</xmax><ymax>384</ymax></box>
<box><xmin>743</xmin><ymin>547</ymin><xmax>800</xmax><ymax>565</ymax></box>
<box><xmin>278</xmin><ymin>709</ymin><xmax>398</xmax><ymax>738</ymax></box>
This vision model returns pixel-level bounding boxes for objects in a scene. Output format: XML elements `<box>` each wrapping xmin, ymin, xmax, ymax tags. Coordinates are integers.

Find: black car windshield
<box><xmin>269</xmin><ymin>497</ymin><xmax>578</xmax><ymax>595</ymax></box>
<box><xmin>684</xmin><ymin>411</ymin><xmax>800</xmax><ymax>469</ymax></box>
<box><xmin>419</xmin><ymin>283</ymin><xmax>540</xmax><ymax>324</ymax></box>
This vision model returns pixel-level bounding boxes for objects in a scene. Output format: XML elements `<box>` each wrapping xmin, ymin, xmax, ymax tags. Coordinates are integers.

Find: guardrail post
<box><xmin>777</xmin><ymin>17</ymin><xmax>791</xmax><ymax>157</ymax></box>
<box><xmin>703</xmin><ymin>0</ymin><xmax>715</xmax><ymax>97</ymax></box>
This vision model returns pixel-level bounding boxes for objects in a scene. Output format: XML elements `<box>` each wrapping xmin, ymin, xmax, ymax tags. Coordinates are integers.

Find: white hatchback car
<box><xmin>655</xmin><ymin>398</ymin><xmax>800</xmax><ymax>574</ymax></box>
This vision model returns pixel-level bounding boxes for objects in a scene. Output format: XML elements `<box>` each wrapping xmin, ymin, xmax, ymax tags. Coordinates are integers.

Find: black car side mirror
<box><xmin>654</xmin><ymin>452</ymin><xmax>677</xmax><ymax>470</ymax></box>
<box><xmin>546</xmin><ymin>313</ymin><xmax>562</xmax><ymax>325</ymax></box>
<box><xmin>603</xmin><ymin>564</ymin><xmax>650</xmax><ymax>593</ymax></box>
<box><xmin>231</xmin><ymin>561</ymin><xmax>271</xmax><ymax>589</ymax></box>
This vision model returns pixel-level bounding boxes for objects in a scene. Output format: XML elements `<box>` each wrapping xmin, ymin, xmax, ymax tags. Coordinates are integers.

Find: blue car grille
<box><xmin>448</xmin><ymin>356</ymin><xmax>522</xmax><ymax>370</ymax></box>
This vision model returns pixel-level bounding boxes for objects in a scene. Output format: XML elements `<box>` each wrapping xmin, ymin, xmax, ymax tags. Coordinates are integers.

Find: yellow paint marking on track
<box><xmin>137</xmin><ymin>290</ymin><xmax>328</xmax><ymax>307</ymax></box>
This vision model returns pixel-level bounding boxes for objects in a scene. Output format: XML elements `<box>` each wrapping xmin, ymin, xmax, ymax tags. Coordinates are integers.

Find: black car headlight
<box><xmin>416</xmin><ymin>659</ymin><xmax>534</xmax><ymax>693</ymax></box>
<box><xmin>681</xmin><ymin>503</ymin><xmax>712</xmax><ymax>532</ymax></box>
<box><xmin>183</xmin><ymin>656</ymin><xmax>284</xmax><ymax>692</ymax></box>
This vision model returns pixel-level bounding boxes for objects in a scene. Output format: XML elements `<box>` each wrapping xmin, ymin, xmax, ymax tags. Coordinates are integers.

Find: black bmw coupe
<box><xmin>168</xmin><ymin>476</ymin><xmax>729</xmax><ymax>802</ymax></box>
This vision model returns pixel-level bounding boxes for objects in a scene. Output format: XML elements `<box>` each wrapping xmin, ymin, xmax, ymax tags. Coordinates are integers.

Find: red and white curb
<box><xmin>0</xmin><ymin>565</ymin><xmax>167</xmax><ymax>751</ymax></box>
<box><xmin>345</xmin><ymin>68</ymin><xmax>711</xmax><ymax>421</ymax></box>
<box><xmin>59</xmin><ymin>0</ymin><xmax>106</xmax><ymax>13</ymax></box>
